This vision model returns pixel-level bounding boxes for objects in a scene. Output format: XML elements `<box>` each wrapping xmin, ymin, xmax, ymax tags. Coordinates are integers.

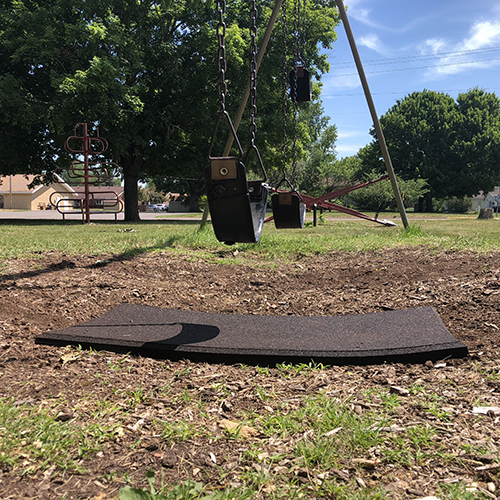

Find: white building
<box><xmin>472</xmin><ymin>187</ymin><xmax>500</xmax><ymax>211</ymax></box>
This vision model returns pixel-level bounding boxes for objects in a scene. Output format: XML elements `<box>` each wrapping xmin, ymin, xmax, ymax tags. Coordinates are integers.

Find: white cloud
<box><xmin>336</xmin><ymin>143</ymin><xmax>366</xmax><ymax>157</ymax></box>
<box><xmin>359</xmin><ymin>34</ymin><xmax>379</xmax><ymax>51</ymax></box>
<box><xmin>463</xmin><ymin>20</ymin><xmax>500</xmax><ymax>50</ymax></box>
<box><xmin>322</xmin><ymin>72</ymin><xmax>360</xmax><ymax>92</ymax></box>
<box><xmin>337</xmin><ymin>130</ymin><xmax>364</xmax><ymax>140</ymax></box>
<box><xmin>423</xmin><ymin>38</ymin><xmax>446</xmax><ymax>55</ymax></box>
<box><xmin>350</xmin><ymin>7</ymin><xmax>373</xmax><ymax>25</ymax></box>
<box><xmin>344</xmin><ymin>0</ymin><xmax>381</xmax><ymax>29</ymax></box>
<box><xmin>344</xmin><ymin>0</ymin><xmax>366</xmax><ymax>14</ymax></box>
<box><xmin>345</xmin><ymin>0</ymin><xmax>427</xmax><ymax>34</ymax></box>
<box><xmin>426</xmin><ymin>19</ymin><xmax>500</xmax><ymax>78</ymax></box>
<box><xmin>358</xmin><ymin>33</ymin><xmax>391</xmax><ymax>55</ymax></box>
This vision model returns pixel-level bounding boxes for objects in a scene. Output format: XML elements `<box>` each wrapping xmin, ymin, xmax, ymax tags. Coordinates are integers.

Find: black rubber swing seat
<box><xmin>36</xmin><ymin>305</ymin><xmax>468</xmax><ymax>365</ymax></box>
<box><xmin>290</xmin><ymin>67</ymin><xmax>312</xmax><ymax>102</ymax></box>
<box><xmin>205</xmin><ymin>158</ymin><xmax>268</xmax><ymax>245</ymax></box>
<box><xmin>272</xmin><ymin>191</ymin><xmax>306</xmax><ymax>229</ymax></box>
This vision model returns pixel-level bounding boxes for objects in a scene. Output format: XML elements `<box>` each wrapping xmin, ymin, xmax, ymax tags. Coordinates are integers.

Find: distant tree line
<box><xmin>293</xmin><ymin>88</ymin><xmax>500</xmax><ymax>214</ymax></box>
<box><xmin>358</xmin><ymin>88</ymin><xmax>500</xmax><ymax>212</ymax></box>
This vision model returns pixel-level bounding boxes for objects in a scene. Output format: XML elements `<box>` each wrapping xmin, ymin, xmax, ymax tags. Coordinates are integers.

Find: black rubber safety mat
<box><xmin>36</xmin><ymin>304</ymin><xmax>468</xmax><ymax>365</ymax></box>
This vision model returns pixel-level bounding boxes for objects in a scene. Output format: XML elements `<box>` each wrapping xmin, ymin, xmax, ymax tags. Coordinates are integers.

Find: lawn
<box><xmin>0</xmin><ymin>213</ymin><xmax>499</xmax><ymax>260</ymax></box>
<box><xmin>0</xmin><ymin>215</ymin><xmax>499</xmax><ymax>499</ymax></box>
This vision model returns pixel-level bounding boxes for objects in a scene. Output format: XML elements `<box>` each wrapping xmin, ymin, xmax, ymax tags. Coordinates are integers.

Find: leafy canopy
<box><xmin>359</xmin><ymin>88</ymin><xmax>500</xmax><ymax>207</ymax></box>
<box><xmin>0</xmin><ymin>0</ymin><xmax>341</xmax><ymax>220</ymax></box>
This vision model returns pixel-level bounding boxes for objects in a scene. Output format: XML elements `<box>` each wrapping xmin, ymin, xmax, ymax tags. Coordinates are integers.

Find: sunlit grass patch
<box><xmin>256</xmin><ymin>394</ymin><xmax>386</xmax><ymax>461</ymax></box>
<box><xmin>0</xmin><ymin>398</ymin><xmax>120</xmax><ymax>475</ymax></box>
<box><xmin>1</xmin><ymin>216</ymin><xmax>500</xmax><ymax>261</ymax></box>
<box><xmin>161</xmin><ymin>420</ymin><xmax>210</xmax><ymax>445</ymax></box>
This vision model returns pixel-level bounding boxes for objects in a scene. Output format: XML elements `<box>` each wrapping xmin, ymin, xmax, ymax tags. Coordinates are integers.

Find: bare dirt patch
<box><xmin>1</xmin><ymin>248</ymin><xmax>500</xmax><ymax>499</ymax></box>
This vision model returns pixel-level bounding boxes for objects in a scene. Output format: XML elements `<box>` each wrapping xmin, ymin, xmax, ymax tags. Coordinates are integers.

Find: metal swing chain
<box><xmin>300</xmin><ymin>0</ymin><xmax>308</xmax><ymax>65</ymax></box>
<box><xmin>216</xmin><ymin>0</ymin><xmax>228</xmax><ymax>114</ymax></box>
<box><xmin>249</xmin><ymin>0</ymin><xmax>258</xmax><ymax>149</ymax></box>
<box><xmin>291</xmin><ymin>0</ymin><xmax>300</xmax><ymax>182</ymax></box>
<box><xmin>210</xmin><ymin>0</ymin><xmax>244</xmax><ymax>159</ymax></box>
<box><xmin>281</xmin><ymin>0</ymin><xmax>288</xmax><ymax>177</ymax></box>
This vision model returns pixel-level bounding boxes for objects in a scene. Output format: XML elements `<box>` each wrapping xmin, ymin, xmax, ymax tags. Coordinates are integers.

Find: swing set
<box><xmin>37</xmin><ymin>2</ymin><xmax>468</xmax><ymax>368</ymax></box>
<box><xmin>204</xmin><ymin>0</ymin><xmax>408</xmax><ymax>245</ymax></box>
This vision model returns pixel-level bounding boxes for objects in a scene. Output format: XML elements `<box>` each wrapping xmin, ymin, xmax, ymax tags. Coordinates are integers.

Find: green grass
<box><xmin>1</xmin><ymin>349</ymin><xmax>491</xmax><ymax>499</ymax></box>
<box><xmin>119</xmin><ymin>472</ymin><xmax>256</xmax><ymax>500</ymax></box>
<box><xmin>0</xmin><ymin>215</ymin><xmax>499</xmax><ymax>261</ymax></box>
<box><xmin>1</xmin><ymin>216</ymin><xmax>498</xmax><ymax>499</ymax></box>
<box><xmin>161</xmin><ymin>420</ymin><xmax>210</xmax><ymax>445</ymax></box>
<box><xmin>117</xmin><ymin>388</ymin><xmax>484</xmax><ymax>500</ymax></box>
<box><xmin>0</xmin><ymin>398</ymin><xmax>120</xmax><ymax>475</ymax></box>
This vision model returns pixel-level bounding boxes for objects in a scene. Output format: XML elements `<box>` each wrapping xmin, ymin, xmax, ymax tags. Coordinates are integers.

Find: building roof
<box><xmin>0</xmin><ymin>174</ymin><xmax>75</xmax><ymax>194</ymax></box>
<box><xmin>473</xmin><ymin>187</ymin><xmax>500</xmax><ymax>201</ymax></box>
<box><xmin>489</xmin><ymin>187</ymin><xmax>500</xmax><ymax>199</ymax></box>
<box><xmin>0</xmin><ymin>175</ymin><xmax>36</xmax><ymax>193</ymax></box>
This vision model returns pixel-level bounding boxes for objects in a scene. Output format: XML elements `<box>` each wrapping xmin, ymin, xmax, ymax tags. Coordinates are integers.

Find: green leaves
<box><xmin>349</xmin><ymin>170</ymin><xmax>428</xmax><ymax>212</ymax></box>
<box><xmin>0</xmin><ymin>0</ymin><xmax>341</xmax><ymax>219</ymax></box>
<box><xmin>120</xmin><ymin>487</ymin><xmax>154</xmax><ymax>500</ymax></box>
<box><xmin>361</xmin><ymin>88</ymin><xmax>500</xmax><ymax>206</ymax></box>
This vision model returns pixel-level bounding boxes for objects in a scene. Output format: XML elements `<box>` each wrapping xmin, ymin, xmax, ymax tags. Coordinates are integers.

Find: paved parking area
<box><xmin>0</xmin><ymin>210</ymin><xmax>197</xmax><ymax>221</ymax></box>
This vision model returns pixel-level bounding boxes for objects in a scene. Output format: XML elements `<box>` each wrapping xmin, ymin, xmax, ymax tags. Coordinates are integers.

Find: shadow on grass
<box><xmin>0</xmin><ymin>234</ymin><xmax>187</xmax><ymax>283</ymax></box>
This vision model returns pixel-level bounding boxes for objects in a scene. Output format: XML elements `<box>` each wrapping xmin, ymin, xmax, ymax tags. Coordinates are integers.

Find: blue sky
<box><xmin>320</xmin><ymin>0</ymin><xmax>500</xmax><ymax>158</ymax></box>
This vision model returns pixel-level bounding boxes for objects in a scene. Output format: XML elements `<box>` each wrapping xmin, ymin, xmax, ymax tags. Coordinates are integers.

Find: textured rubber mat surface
<box><xmin>36</xmin><ymin>304</ymin><xmax>468</xmax><ymax>364</ymax></box>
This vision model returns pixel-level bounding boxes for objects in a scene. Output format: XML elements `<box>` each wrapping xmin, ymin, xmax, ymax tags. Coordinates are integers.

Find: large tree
<box><xmin>0</xmin><ymin>0</ymin><xmax>340</xmax><ymax>220</ymax></box>
<box><xmin>453</xmin><ymin>88</ymin><xmax>500</xmax><ymax>197</ymax></box>
<box><xmin>359</xmin><ymin>89</ymin><xmax>500</xmax><ymax>211</ymax></box>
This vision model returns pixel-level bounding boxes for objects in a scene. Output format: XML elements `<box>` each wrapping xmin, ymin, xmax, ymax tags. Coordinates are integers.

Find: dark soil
<box><xmin>1</xmin><ymin>248</ymin><xmax>500</xmax><ymax>499</ymax></box>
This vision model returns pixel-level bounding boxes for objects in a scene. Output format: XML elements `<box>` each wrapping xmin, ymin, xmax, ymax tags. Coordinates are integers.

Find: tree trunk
<box><xmin>425</xmin><ymin>195</ymin><xmax>433</xmax><ymax>213</ymax></box>
<box><xmin>418</xmin><ymin>194</ymin><xmax>434</xmax><ymax>212</ymax></box>
<box><xmin>122</xmin><ymin>155</ymin><xmax>143</xmax><ymax>222</ymax></box>
<box><xmin>418</xmin><ymin>197</ymin><xmax>424</xmax><ymax>212</ymax></box>
<box><xmin>478</xmin><ymin>208</ymin><xmax>494</xmax><ymax>219</ymax></box>
<box><xmin>187</xmin><ymin>178</ymin><xmax>205</xmax><ymax>212</ymax></box>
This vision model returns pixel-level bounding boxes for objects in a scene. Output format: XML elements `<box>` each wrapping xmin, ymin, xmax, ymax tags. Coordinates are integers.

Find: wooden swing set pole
<box><xmin>335</xmin><ymin>0</ymin><xmax>410</xmax><ymax>229</ymax></box>
<box><xmin>200</xmin><ymin>0</ymin><xmax>284</xmax><ymax>229</ymax></box>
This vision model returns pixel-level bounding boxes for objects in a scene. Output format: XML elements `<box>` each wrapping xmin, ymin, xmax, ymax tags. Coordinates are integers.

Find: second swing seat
<box><xmin>272</xmin><ymin>191</ymin><xmax>306</xmax><ymax>229</ymax></box>
<box><xmin>289</xmin><ymin>67</ymin><xmax>312</xmax><ymax>102</ymax></box>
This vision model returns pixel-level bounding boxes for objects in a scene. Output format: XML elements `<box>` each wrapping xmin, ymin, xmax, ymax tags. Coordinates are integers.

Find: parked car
<box><xmin>147</xmin><ymin>204</ymin><xmax>159</xmax><ymax>212</ymax></box>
